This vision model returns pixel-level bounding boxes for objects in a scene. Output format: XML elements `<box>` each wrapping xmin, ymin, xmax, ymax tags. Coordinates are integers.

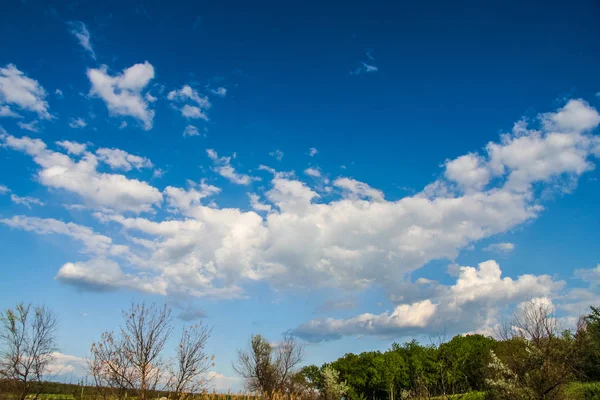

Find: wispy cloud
<box><xmin>68</xmin><ymin>117</ymin><xmax>86</xmax><ymax>129</ymax></box>
<box><xmin>483</xmin><ymin>242</ymin><xmax>515</xmax><ymax>253</ymax></box>
<box><xmin>269</xmin><ymin>149</ymin><xmax>284</xmax><ymax>161</ymax></box>
<box><xmin>68</xmin><ymin>21</ymin><xmax>96</xmax><ymax>60</ymax></box>
<box><xmin>10</xmin><ymin>194</ymin><xmax>45</xmax><ymax>208</ymax></box>
<box><xmin>207</xmin><ymin>149</ymin><xmax>258</xmax><ymax>185</ymax></box>
<box><xmin>351</xmin><ymin>51</ymin><xmax>379</xmax><ymax>75</ymax></box>
<box><xmin>17</xmin><ymin>120</ymin><xmax>40</xmax><ymax>132</ymax></box>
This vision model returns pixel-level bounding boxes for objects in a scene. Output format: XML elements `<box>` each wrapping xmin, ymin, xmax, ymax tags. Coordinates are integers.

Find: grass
<box><xmin>431</xmin><ymin>392</ymin><xmax>485</xmax><ymax>400</ymax></box>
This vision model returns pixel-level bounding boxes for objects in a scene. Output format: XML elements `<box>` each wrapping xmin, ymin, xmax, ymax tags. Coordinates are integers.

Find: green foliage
<box><xmin>563</xmin><ymin>381</ymin><xmax>600</xmax><ymax>400</ymax></box>
<box><xmin>577</xmin><ymin>306</ymin><xmax>600</xmax><ymax>382</ymax></box>
<box><xmin>321</xmin><ymin>365</ymin><xmax>349</xmax><ymax>400</ymax></box>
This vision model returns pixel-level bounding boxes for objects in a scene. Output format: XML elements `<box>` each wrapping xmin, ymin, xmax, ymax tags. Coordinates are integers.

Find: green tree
<box><xmin>322</xmin><ymin>365</ymin><xmax>349</xmax><ymax>400</ymax></box>
<box><xmin>438</xmin><ymin>334</ymin><xmax>496</xmax><ymax>393</ymax></box>
<box><xmin>575</xmin><ymin>306</ymin><xmax>600</xmax><ymax>381</ymax></box>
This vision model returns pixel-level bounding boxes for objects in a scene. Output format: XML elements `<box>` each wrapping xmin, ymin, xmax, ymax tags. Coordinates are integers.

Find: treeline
<box><xmin>295</xmin><ymin>302</ymin><xmax>600</xmax><ymax>400</ymax></box>
<box><xmin>2</xmin><ymin>300</ymin><xmax>600</xmax><ymax>400</ymax></box>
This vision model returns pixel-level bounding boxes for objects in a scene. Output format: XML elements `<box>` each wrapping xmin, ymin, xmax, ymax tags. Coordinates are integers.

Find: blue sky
<box><xmin>1</xmin><ymin>0</ymin><xmax>600</xmax><ymax>390</ymax></box>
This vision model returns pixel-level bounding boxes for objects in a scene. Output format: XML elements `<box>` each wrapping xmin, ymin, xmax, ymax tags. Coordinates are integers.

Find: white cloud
<box><xmin>574</xmin><ymin>264</ymin><xmax>600</xmax><ymax>284</ymax></box>
<box><xmin>333</xmin><ymin>177</ymin><xmax>384</xmax><ymax>202</ymax></box>
<box><xmin>269</xmin><ymin>149</ymin><xmax>284</xmax><ymax>161</ymax></box>
<box><xmin>119</xmin><ymin>121</ymin><xmax>127</xmax><ymax>129</ymax></box>
<box><xmin>55</xmin><ymin>89</ymin><xmax>63</xmax><ymax>98</ymax></box>
<box><xmin>56</xmin><ymin>258</ymin><xmax>167</xmax><ymax>294</ymax></box>
<box><xmin>183</xmin><ymin>124</ymin><xmax>200</xmax><ymax>137</ymax></box>
<box><xmin>46</xmin><ymin>352</ymin><xmax>87</xmax><ymax>377</ymax></box>
<box><xmin>0</xmin><ymin>105</ymin><xmax>21</xmax><ymax>118</ymax></box>
<box><xmin>352</xmin><ymin>61</ymin><xmax>379</xmax><ymax>75</ymax></box>
<box><xmin>308</xmin><ymin>147</ymin><xmax>318</xmax><ymax>157</ymax></box>
<box><xmin>445</xmin><ymin>153</ymin><xmax>490</xmax><ymax>190</ymax></box>
<box><xmin>164</xmin><ymin>181</ymin><xmax>221</xmax><ymax>213</ymax></box>
<box><xmin>68</xmin><ymin>21</ymin><xmax>96</xmax><ymax>60</ymax></box>
<box><xmin>1</xmin><ymin>133</ymin><xmax>162</xmax><ymax>213</ymax></box>
<box><xmin>17</xmin><ymin>120</ymin><xmax>40</xmax><ymax>132</ymax></box>
<box><xmin>0</xmin><ymin>184</ymin><xmax>9</xmax><ymax>194</ymax></box>
<box><xmin>296</xmin><ymin>300</ymin><xmax>437</xmax><ymax>341</ymax></box>
<box><xmin>87</xmin><ymin>62</ymin><xmax>155</xmax><ymax>130</ymax></box>
<box><xmin>152</xmin><ymin>168</ymin><xmax>165</xmax><ymax>179</ymax></box>
<box><xmin>0</xmin><ymin>64</ymin><xmax>51</xmax><ymax>119</ymax></box>
<box><xmin>207</xmin><ymin>371</ymin><xmax>244</xmax><ymax>393</ymax></box>
<box><xmin>181</xmin><ymin>105</ymin><xmax>208</xmax><ymax>120</ymax></box>
<box><xmin>293</xmin><ymin>260</ymin><xmax>562</xmax><ymax>341</ymax></box>
<box><xmin>0</xmin><ymin>215</ymin><xmax>127</xmax><ymax>256</ymax></box>
<box><xmin>10</xmin><ymin>194</ymin><xmax>44</xmax><ymax>208</ymax></box>
<box><xmin>541</xmin><ymin>99</ymin><xmax>600</xmax><ymax>133</ymax></box>
<box><xmin>56</xmin><ymin>140</ymin><xmax>87</xmax><ymax>155</ymax></box>
<box><xmin>96</xmin><ymin>147</ymin><xmax>153</xmax><ymax>171</ymax></box>
<box><xmin>145</xmin><ymin>92</ymin><xmax>157</xmax><ymax>102</ymax></box>
<box><xmin>248</xmin><ymin>193</ymin><xmax>271</xmax><ymax>212</ymax></box>
<box><xmin>483</xmin><ymin>242</ymin><xmax>515</xmax><ymax>253</ymax></box>
<box><xmin>304</xmin><ymin>168</ymin><xmax>321</xmax><ymax>178</ymax></box>
<box><xmin>207</xmin><ymin>149</ymin><xmax>258</xmax><ymax>185</ymax></box>
<box><xmin>68</xmin><ymin>117</ymin><xmax>86</xmax><ymax>129</ymax></box>
<box><xmin>1</xmin><ymin>98</ymin><xmax>598</xmax><ymax>307</ymax></box>
<box><xmin>168</xmin><ymin>85</ymin><xmax>211</xmax><ymax>120</ymax></box>
<box><xmin>210</xmin><ymin>87</ymin><xmax>227</xmax><ymax>97</ymax></box>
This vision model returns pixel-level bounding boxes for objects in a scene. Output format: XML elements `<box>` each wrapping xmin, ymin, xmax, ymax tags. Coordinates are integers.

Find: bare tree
<box><xmin>90</xmin><ymin>302</ymin><xmax>172</xmax><ymax>400</ymax></box>
<box><xmin>0</xmin><ymin>303</ymin><xmax>58</xmax><ymax>400</ymax></box>
<box><xmin>233</xmin><ymin>333</ymin><xmax>304</xmax><ymax>398</ymax></box>
<box><xmin>169</xmin><ymin>323</ymin><xmax>213</xmax><ymax>399</ymax></box>
<box><xmin>90</xmin><ymin>302</ymin><xmax>213</xmax><ymax>400</ymax></box>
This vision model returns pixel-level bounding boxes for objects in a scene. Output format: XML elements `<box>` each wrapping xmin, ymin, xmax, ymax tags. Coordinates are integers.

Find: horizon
<box><xmin>1</xmin><ymin>0</ymin><xmax>599</xmax><ymax>393</ymax></box>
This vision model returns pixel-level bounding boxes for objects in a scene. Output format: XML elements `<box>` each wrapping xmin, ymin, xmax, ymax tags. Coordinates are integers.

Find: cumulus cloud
<box><xmin>248</xmin><ymin>193</ymin><xmax>271</xmax><ymax>212</ymax></box>
<box><xmin>10</xmin><ymin>194</ymin><xmax>44</xmax><ymax>208</ymax></box>
<box><xmin>304</xmin><ymin>168</ymin><xmax>321</xmax><ymax>178</ymax></box>
<box><xmin>168</xmin><ymin>85</ymin><xmax>211</xmax><ymax>120</ymax></box>
<box><xmin>87</xmin><ymin>62</ymin><xmax>155</xmax><ymax>130</ymax></box>
<box><xmin>308</xmin><ymin>147</ymin><xmax>318</xmax><ymax>157</ymax></box>
<box><xmin>68</xmin><ymin>117</ymin><xmax>86</xmax><ymax>129</ymax></box>
<box><xmin>68</xmin><ymin>21</ymin><xmax>96</xmax><ymax>59</ymax></box>
<box><xmin>56</xmin><ymin>258</ymin><xmax>166</xmax><ymax>294</ymax></box>
<box><xmin>483</xmin><ymin>242</ymin><xmax>515</xmax><ymax>253</ymax></box>
<box><xmin>0</xmin><ymin>184</ymin><xmax>9</xmax><ymax>194</ymax></box>
<box><xmin>164</xmin><ymin>181</ymin><xmax>220</xmax><ymax>213</ymax></box>
<box><xmin>541</xmin><ymin>99</ymin><xmax>600</xmax><ymax>133</ymax></box>
<box><xmin>96</xmin><ymin>148</ymin><xmax>153</xmax><ymax>171</ymax></box>
<box><xmin>207</xmin><ymin>149</ymin><xmax>258</xmax><ymax>185</ymax></box>
<box><xmin>0</xmin><ymin>98</ymin><xmax>597</xmax><ymax>307</ymax></box>
<box><xmin>445</xmin><ymin>153</ymin><xmax>490</xmax><ymax>190</ymax></box>
<box><xmin>293</xmin><ymin>260</ymin><xmax>562</xmax><ymax>341</ymax></box>
<box><xmin>1</xmin><ymin>133</ymin><xmax>162</xmax><ymax>213</ymax></box>
<box><xmin>56</xmin><ymin>140</ymin><xmax>87</xmax><ymax>155</ymax></box>
<box><xmin>0</xmin><ymin>64</ymin><xmax>51</xmax><ymax>119</ymax></box>
<box><xmin>46</xmin><ymin>352</ymin><xmax>87</xmax><ymax>377</ymax></box>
